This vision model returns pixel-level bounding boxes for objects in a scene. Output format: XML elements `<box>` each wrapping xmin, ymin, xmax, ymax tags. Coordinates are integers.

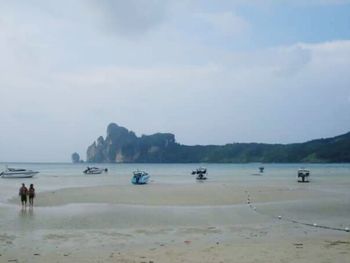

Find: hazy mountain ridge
<box><xmin>85</xmin><ymin>123</ymin><xmax>350</xmax><ymax>163</ymax></box>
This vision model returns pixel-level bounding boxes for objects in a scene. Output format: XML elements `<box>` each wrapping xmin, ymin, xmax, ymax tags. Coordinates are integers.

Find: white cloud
<box><xmin>87</xmin><ymin>0</ymin><xmax>169</xmax><ymax>36</ymax></box>
<box><xmin>196</xmin><ymin>12</ymin><xmax>250</xmax><ymax>37</ymax></box>
<box><xmin>0</xmin><ymin>0</ymin><xmax>349</xmax><ymax>161</ymax></box>
<box><xmin>1</xmin><ymin>38</ymin><xmax>350</xmax><ymax>161</ymax></box>
<box><xmin>48</xmin><ymin>40</ymin><xmax>350</xmax><ymax>140</ymax></box>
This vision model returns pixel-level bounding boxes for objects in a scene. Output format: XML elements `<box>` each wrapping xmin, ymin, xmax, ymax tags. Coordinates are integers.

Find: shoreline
<box><xmin>7</xmin><ymin>182</ymin><xmax>325</xmax><ymax>207</ymax></box>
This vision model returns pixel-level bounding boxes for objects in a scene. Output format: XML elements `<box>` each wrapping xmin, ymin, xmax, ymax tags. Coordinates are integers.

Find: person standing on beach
<box><xmin>19</xmin><ymin>183</ymin><xmax>28</xmax><ymax>207</ymax></box>
<box><xmin>28</xmin><ymin>184</ymin><xmax>35</xmax><ymax>207</ymax></box>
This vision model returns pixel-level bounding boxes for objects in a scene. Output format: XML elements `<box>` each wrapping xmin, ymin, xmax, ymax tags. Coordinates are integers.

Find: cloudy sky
<box><xmin>0</xmin><ymin>0</ymin><xmax>350</xmax><ymax>162</ymax></box>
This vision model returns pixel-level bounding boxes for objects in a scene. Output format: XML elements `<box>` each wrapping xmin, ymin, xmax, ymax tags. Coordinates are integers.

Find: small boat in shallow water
<box><xmin>0</xmin><ymin>167</ymin><xmax>39</xmax><ymax>178</ymax></box>
<box><xmin>83</xmin><ymin>167</ymin><xmax>107</xmax><ymax>175</ymax></box>
<box><xmin>297</xmin><ymin>169</ymin><xmax>310</xmax><ymax>182</ymax></box>
<box><xmin>192</xmin><ymin>167</ymin><xmax>207</xmax><ymax>180</ymax></box>
<box><xmin>132</xmin><ymin>170</ymin><xmax>150</xmax><ymax>185</ymax></box>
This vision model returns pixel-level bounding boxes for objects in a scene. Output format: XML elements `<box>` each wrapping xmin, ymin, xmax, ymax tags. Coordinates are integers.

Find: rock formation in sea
<box><xmin>71</xmin><ymin>152</ymin><xmax>81</xmax><ymax>163</ymax></box>
<box><xmin>86</xmin><ymin>123</ymin><xmax>176</xmax><ymax>163</ymax></box>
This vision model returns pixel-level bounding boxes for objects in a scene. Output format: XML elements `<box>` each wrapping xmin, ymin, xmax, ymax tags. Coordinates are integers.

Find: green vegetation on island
<box><xmin>84</xmin><ymin>123</ymin><xmax>350</xmax><ymax>163</ymax></box>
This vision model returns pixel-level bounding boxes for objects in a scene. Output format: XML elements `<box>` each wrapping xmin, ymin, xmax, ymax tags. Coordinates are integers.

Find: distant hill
<box><xmin>85</xmin><ymin>123</ymin><xmax>350</xmax><ymax>163</ymax></box>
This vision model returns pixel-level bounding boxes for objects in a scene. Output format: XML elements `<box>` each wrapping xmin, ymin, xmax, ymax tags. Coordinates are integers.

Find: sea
<box><xmin>0</xmin><ymin>162</ymin><xmax>349</xmax><ymax>202</ymax></box>
<box><xmin>0</xmin><ymin>162</ymin><xmax>349</xmax><ymax>234</ymax></box>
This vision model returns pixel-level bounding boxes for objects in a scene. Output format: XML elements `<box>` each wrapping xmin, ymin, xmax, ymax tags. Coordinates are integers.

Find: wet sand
<box><xmin>1</xmin><ymin>228</ymin><xmax>349</xmax><ymax>263</ymax></box>
<box><xmin>1</xmin><ymin>179</ymin><xmax>350</xmax><ymax>262</ymax></box>
<box><xmin>12</xmin><ymin>182</ymin><xmax>326</xmax><ymax>206</ymax></box>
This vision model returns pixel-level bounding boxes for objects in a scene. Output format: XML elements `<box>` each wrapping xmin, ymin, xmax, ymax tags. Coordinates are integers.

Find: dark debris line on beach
<box><xmin>244</xmin><ymin>190</ymin><xmax>350</xmax><ymax>233</ymax></box>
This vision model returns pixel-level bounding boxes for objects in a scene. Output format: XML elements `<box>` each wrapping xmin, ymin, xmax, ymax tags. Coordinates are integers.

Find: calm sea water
<box><xmin>0</xmin><ymin>162</ymin><xmax>349</xmax><ymax>203</ymax></box>
<box><xmin>1</xmin><ymin>162</ymin><xmax>350</xmax><ymax>178</ymax></box>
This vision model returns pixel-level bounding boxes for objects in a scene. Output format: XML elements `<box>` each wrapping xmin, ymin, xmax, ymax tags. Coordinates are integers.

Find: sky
<box><xmin>0</xmin><ymin>0</ymin><xmax>350</xmax><ymax>162</ymax></box>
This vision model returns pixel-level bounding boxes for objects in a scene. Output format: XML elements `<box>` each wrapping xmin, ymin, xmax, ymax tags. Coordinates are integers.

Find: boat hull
<box><xmin>84</xmin><ymin>170</ymin><xmax>103</xmax><ymax>174</ymax></box>
<box><xmin>297</xmin><ymin>169</ymin><xmax>310</xmax><ymax>183</ymax></box>
<box><xmin>132</xmin><ymin>175</ymin><xmax>150</xmax><ymax>185</ymax></box>
<box><xmin>196</xmin><ymin>176</ymin><xmax>207</xmax><ymax>180</ymax></box>
<box><xmin>83</xmin><ymin>167</ymin><xmax>105</xmax><ymax>174</ymax></box>
<box><xmin>1</xmin><ymin>171</ymin><xmax>38</xmax><ymax>178</ymax></box>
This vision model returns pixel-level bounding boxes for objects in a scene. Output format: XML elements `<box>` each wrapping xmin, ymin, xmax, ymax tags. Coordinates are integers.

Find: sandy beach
<box><xmin>1</xmin><ymin>164</ymin><xmax>350</xmax><ymax>263</ymax></box>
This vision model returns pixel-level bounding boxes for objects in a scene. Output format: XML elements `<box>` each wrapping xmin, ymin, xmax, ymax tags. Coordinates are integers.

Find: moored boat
<box><xmin>297</xmin><ymin>168</ymin><xmax>310</xmax><ymax>182</ymax></box>
<box><xmin>83</xmin><ymin>167</ymin><xmax>107</xmax><ymax>175</ymax></box>
<box><xmin>132</xmin><ymin>170</ymin><xmax>150</xmax><ymax>184</ymax></box>
<box><xmin>0</xmin><ymin>167</ymin><xmax>39</xmax><ymax>178</ymax></box>
<box><xmin>192</xmin><ymin>167</ymin><xmax>207</xmax><ymax>180</ymax></box>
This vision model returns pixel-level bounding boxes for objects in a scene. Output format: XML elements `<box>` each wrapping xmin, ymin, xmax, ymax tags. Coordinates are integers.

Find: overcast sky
<box><xmin>0</xmin><ymin>0</ymin><xmax>350</xmax><ymax>162</ymax></box>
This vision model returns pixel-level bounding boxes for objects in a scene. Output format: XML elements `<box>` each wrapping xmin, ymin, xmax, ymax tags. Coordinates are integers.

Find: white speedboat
<box><xmin>83</xmin><ymin>167</ymin><xmax>107</xmax><ymax>175</ymax></box>
<box><xmin>0</xmin><ymin>167</ymin><xmax>39</xmax><ymax>178</ymax></box>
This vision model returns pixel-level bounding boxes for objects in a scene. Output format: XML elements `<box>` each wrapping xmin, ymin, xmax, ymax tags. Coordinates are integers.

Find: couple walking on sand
<box><xmin>19</xmin><ymin>183</ymin><xmax>35</xmax><ymax>207</ymax></box>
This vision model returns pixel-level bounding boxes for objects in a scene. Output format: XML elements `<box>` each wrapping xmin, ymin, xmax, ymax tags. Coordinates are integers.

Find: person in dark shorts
<box><xmin>19</xmin><ymin>183</ymin><xmax>28</xmax><ymax>207</ymax></box>
<box><xmin>28</xmin><ymin>184</ymin><xmax>35</xmax><ymax>207</ymax></box>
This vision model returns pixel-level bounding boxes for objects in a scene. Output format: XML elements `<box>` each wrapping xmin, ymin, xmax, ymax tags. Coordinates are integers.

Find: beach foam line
<box><xmin>244</xmin><ymin>190</ymin><xmax>350</xmax><ymax>233</ymax></box>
